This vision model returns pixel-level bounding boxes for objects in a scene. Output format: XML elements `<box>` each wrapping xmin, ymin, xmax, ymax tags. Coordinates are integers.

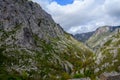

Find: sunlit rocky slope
<box><xmin>86</xmin><ymin>26</ymin><xmax>120</xmax><ymax>50</ymax></box>
<box><xmin>74</xmin><ymin>26</ymin><xmax>120</xmax><ymax>79</ymax></box>
<box><xmin>95</xmin><ymin>29</ymin><xmax>120</xmax><ymax>74</ymax></box>
<box><xmin>74</xmin><ymin>26</ymin><xmax>120</xmax><ymax>50</ymax></box>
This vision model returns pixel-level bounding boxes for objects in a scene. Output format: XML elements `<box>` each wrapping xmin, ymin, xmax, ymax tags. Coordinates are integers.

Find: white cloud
<box><xmin>33</xmin><ymin>0</ymin><xmax>120</xmax><ymax>34</ymax></box>
<box><xmin>47</xmin><ymin>0</ymin><xmax>96</xmax><ymax>28</ymax></box>
<box><xmin>104</xmin><ymin>0</ymin><xmax>120</xmax><ymax>17</ymax></box>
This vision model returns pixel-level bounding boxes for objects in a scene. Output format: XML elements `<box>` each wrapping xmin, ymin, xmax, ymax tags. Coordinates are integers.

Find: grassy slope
<box><xmin>0</xmin><ymin>28</ymin><xmax>94</xmax><ymax>80</ymax></box>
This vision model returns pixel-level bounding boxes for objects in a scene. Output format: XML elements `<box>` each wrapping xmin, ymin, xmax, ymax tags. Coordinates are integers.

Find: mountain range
<box><xmin>74</xmin><ymin>31</ymin><xmax>95</xmax><ymax>42</ymax></box>
<box><xmin>74</xmin><ymin>26</ymin><xmax>120</xmax><ymax>50</ymax></box>
<box><xmin>0</xmin><ymin>0</ymin><xmax>120</xmax><ymax>80</ymax></box>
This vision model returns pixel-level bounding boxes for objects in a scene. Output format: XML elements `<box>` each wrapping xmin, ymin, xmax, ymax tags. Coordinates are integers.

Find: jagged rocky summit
<box><xmin>0</xmin><ymin>0</ymin><xmax>94</xmax><ymax>80</ymax></box>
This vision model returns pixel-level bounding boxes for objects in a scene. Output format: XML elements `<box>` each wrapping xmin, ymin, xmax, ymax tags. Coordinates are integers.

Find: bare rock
<box><xmin>100</xmin><ymin>72</ymin><xmax>120</xmax><ymax>80</ymax></box>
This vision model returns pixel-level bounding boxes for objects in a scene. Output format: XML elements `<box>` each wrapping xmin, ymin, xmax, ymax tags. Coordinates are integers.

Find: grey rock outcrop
<box><xmin>0</xmin><ymin>0</ymin><xmax>64</xmax><ymax>49</ymax></box>
<box><xmin>0</xmin><ymin>0</ymin><xmax>94</xmax><ymax>80</ymax></box>
<box><xmin>100</xmin><ymin>72</ymin><xmax>120</xmax><ymax>80</ymax></box>
<box><xmin>68</xmin><ymin>78</ymin><xmax>91</xmax><ymax>80</ymax></box>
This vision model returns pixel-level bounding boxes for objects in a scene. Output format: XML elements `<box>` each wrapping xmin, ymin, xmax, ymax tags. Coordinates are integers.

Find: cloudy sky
<box><xmin>33</xmin><ymin>0</ymin><xmax>120</xmax><ymax>34</ymax></box>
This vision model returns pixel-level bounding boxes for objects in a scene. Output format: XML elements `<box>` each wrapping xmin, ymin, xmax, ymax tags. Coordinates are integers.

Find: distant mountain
<box><xmin>74</xmin><ymin>31</ymin><xmax>95</xmax><ymax>42</ymax></box>
<box><xmin>74</xmin><ymin>26</ymin><xmax>120</xmax><ymax>43</ymax></box>
<box><xmin>0</xmin><ymin>0</ymin><xmax>94</xmax><ymax>80</ymax></box>
<box><xmin>86</xmin><ymin>26</ymin><xmax>120</xmax><ymax>50</ymax></box>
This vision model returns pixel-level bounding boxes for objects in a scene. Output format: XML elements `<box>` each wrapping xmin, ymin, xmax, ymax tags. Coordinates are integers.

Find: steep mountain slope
<box><xmin>0</xmin><ymin>0</ymin><xmax>94</xmax><ymax>80</ymax></box>
<box><xmin>86</xmin><ymin>26</ymin><xmax>120</xmax><ymax>50</ymax></box>
<box><xmin>94</xmin><ymin>29</ymin><xmax>120</xmax><ymax>76</ymax></box>
<box><xmin>74</xmin><ymin>31</ymin><xmax>95</xmax><ymax>42</ymax></box>
<box><xmin>74</xmin><ymin>26</ymin><xmax>120</xmax><ymax>50</ymax></box>
<box><xmin>73</xmin><ymin>26</ymin><xmax>120</xmax><ymax>79</ymax></box>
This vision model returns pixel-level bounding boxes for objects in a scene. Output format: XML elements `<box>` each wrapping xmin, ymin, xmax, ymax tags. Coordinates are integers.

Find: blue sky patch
<box><xmin>53</xmin><ymin>0</ymin><xmax>73</xmax><ymax>5</ymax></box>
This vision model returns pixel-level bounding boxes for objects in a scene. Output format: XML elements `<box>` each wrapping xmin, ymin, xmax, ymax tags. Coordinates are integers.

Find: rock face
<box><xmin>68</xmin><ymin>78</ymin><xmax>91</xmax><ymax>80</ymax></box>
<box><xmin>100</xmin><ymin>72</ymin><xmax>120</xmax><ymax>80</ymax></box>
<box><xmin>0</xmin><ymin>0</ymin><xmax>64</xmax><ymax>49</ymax></box>
<box><xmin>0</xmin><ymin>0</ymin><xmax>94</xmax><ymax>80</ymax></box>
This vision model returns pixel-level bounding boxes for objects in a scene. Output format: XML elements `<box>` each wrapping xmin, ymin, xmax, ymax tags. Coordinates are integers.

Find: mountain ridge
<box><xmin>0</xmin><ymin>0</ymin><xmax>120</xmax><ymax>80</ymax></box>
<box><xmin>74</xmin><ymin>26</ymin><xmax>120</xmax><ymax>43</ymax></box>
<box><xmin>0</xmin><ymin>0</ymin><xmax>94</xmax><ymax>80</ymax></box>
<box><xmin>86</xmin><ymin>26</ymin><xmax>120</xmax><ymax>50</ymax></box>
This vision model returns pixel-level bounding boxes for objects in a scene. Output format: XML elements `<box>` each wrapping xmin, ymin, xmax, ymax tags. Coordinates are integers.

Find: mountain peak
<box><xmin>0</xmin><ymin>0</ymin><xmax>65</xmax><ymax>49</ymax></box>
